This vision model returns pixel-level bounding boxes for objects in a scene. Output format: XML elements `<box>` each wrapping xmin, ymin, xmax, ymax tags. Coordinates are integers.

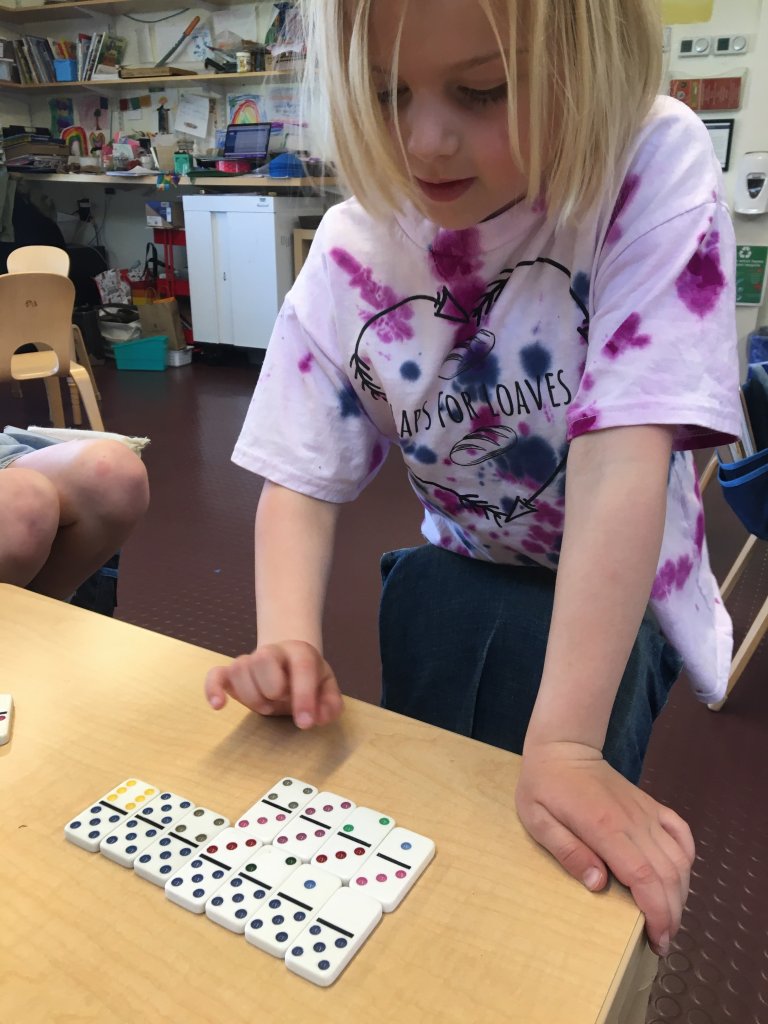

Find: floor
<box><xmin>3</xmin><ymin>356</ymin><xmax>766</xmax><ymax>1024</ymax></box>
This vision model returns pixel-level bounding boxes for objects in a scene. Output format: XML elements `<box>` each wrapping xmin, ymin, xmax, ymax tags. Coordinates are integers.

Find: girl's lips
<box><xmin>415</xmin><ymin>177</ymin><xmax>476</xmax><ymax>202</ymax></box>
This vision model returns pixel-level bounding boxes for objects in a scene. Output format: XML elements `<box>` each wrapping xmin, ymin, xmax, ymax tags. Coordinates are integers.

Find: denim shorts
<box><xmin>0</xmin><ymin>428</ymin><xmax>58</xmax><ymax>469</ymax></box>
<box><xmin>379</xmin><ymin>545</ymin><xmax>683</xmax><ymax>784</ymax></box>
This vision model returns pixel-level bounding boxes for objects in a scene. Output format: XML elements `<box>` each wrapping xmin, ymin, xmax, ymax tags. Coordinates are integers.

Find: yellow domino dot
<box><xmin>107</xmin><ymin>793</ymin><xmax>117</xmax><ymax>801</ymax></box>
<box><xmin>117</xmin><ymin>786</ymin><xmax>127</xmax><ymax>794</ymax></box>
<box><xmin>126</xmin><ymin>780</ymin><xmax>137</xmax><ymax>787</ymax></box>
<box><xmin>144</xmin><ymin>788</ymin><xmax>156</xmax><ymax>797</ymax></box>
<box><xmin>126</xmin><ymin>801</ymin><xmax>137</xmax><ymax>810</ymax></box>
<box><xmin>135</xmin><ymin>795</ymin><xmax>145</xmax><ymax>804</ymax></box>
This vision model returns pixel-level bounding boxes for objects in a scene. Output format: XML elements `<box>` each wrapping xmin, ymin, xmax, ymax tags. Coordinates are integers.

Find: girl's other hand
<box><xmin>516</xmin><ymin>742</ymin><xmax>695</xmax><ymax>957</ymax></box>
<box><xmin>204</xmin><ymin>641</ymin><xmax>344</xmax><ymax>730</ymax></box>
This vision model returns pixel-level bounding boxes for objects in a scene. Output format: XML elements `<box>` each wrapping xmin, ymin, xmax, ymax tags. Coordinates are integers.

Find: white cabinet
<box><xmin>183</xmin><ymin>194</ymin><xmax>324</xmax><ymax>350</ymax></box>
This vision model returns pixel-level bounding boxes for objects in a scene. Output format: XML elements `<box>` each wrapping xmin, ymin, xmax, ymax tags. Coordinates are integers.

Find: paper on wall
<box><xmin>174</xmin><ymin>93</ymin><xmax>211</xmax><ymax>137</ymax></box>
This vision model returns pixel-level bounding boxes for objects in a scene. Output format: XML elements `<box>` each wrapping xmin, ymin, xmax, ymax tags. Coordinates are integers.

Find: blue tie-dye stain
<box><xmin>572</xmin><ymin>272</ymin><xmax>590</xmax><ymax>307</ymax></box>
<box><xmin>400</xmin><ymin>360</ymin><xmax>421</xmax><ymax>381</ymax></box>
<box><xmin>338</xmin><ymin>382</ymin><xmax>362</xmax><ymax>418</ymax></box>
<box><xmin>452</xmin><ymin>351</ymin><xmax>501</xmax><ymax>400</ymax></box>
<box><xmin>495</xmin><ymin>435</ymin><xmax>558</xmax><ymax>484</ymax></box>
<box><xmin>414</xmin><ymin>445</ymin><xmax>437</xmax><ymax>464</ymax></box>
<box><xmin>520</xmin><ymin>342</ymin><xmax>551</xmax><ymax>378</ymax></box>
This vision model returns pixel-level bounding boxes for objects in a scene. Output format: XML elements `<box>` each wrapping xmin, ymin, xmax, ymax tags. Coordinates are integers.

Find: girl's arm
<box><xmin>204</xmin><ymin>480</ymin><xmax>344</xmax><ymax>729</ymax></box>
<box><xmin>516</xmin><ymin>425</ymin><xmax>695</xmax><ymax>956</ymax></box>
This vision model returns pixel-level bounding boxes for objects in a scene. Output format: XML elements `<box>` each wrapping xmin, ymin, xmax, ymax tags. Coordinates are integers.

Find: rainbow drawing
<box><xmin>228</xmin><ymin>95</ymin><xmax>264</xmax><ymax>124</ymax></box>
<box><xmin>61</xmin><ymin>124</ymin><xmax>88</xmax><ymax>158</ymax></box>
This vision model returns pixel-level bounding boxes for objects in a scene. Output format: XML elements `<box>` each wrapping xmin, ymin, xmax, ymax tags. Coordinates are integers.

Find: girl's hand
<box><xmin>204</xmin><ymin>641</ymin><xmax>344</xmax><ymax>730</ymax></box>
<box><xmin>516</xmin><ymin>742</ymin><xmax>695</xmax><ymax>957</ymax></box>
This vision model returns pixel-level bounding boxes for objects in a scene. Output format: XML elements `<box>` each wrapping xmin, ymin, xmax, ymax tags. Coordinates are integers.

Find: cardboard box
<box><xmin>138</xmin><ymin>298</ymin><xmax>186</xmax><ymax>350</ymax></box>
<box><xmin>145</xmin><ymin>200</ymin><xmax>184</xmax><ymax>228</ymax></box>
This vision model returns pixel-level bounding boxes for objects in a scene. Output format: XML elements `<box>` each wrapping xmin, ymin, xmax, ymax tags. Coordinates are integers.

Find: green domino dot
<box><xmin>302</xmin><ymin>787</ymin><xmax>313</xmax><ymax>795</ymax></box>
<box><xmin>288</xmin><ymin>802</ymin><xmax>299</xmax><ymax>810</ymax></box>
<box><xmin>287</xmin><ymin>856</ymin><xmax>297</xmax><ymax>865</ymax></box>
<box><xmin>281</xmin><ymin>779</ymin><xmax>292</xmax><ymax>786</ymax></box>
<box><xmin>379</xmin><ymin>818</ymin><xmax>390</xmax><ymax>826</ymax></box>
<box><xmin>268</xmin><ymin>793</ymin><xmax>278</xmax><ymax>801</ymax></box>
<box><xmin>245</xmin><ymin>864</ymin><xmax>256</xmax><ymax>872</ymax></box>
<box><xmin>343</xmin><ymin>824</ymin><xmax>354</xmax><ymax>833</ymax></box>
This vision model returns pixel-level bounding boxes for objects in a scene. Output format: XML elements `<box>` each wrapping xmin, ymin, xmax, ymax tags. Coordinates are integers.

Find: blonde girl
<box><xmin>206</xmin><ymin>0</ymin><xmax>741</xmax><ymax>958</ymax></box>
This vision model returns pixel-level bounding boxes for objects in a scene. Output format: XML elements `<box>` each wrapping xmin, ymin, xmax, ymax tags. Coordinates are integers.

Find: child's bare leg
<box><xmin>0</xmin><ymin>468</ymin><xmax>61</xmax><ymax>587</ymax></box>
<box><xmin>10</xmin><ymin>440</ymin><xmax>150</xmax><ymax>600</ymax></box>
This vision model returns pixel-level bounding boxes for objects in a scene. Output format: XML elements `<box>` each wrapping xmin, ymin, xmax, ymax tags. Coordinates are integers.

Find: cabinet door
<box><xmin>185</xmin><ymin>209</ymin><xmax>233</xmax><ymax>345</ymax></box>
<box><xmin>226</xmin><ymin>211</ymin><xmax>279</xmax><ymax>350</ymax></box>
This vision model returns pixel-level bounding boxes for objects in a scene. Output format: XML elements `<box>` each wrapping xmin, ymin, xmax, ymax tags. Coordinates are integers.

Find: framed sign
<box><xmin>703</xmin><ymin>118</ymin><xmax>735</xmax><ymax>171</ymax></box>
<box><xmin>736</xmin><ymin>245</ymin><xmax>768</xmax><ymax>307</ymax></box>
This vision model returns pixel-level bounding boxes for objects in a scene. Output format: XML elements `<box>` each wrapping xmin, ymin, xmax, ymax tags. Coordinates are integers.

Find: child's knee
<box><xmin>72</xmin><ymin>441</ymin><xmax>150</xmax><ymax>524</ymax></box>
<box><xmin>0</xmin><ymin>469</ymin><xmax>60</xmax><ymax>569</ymax></box>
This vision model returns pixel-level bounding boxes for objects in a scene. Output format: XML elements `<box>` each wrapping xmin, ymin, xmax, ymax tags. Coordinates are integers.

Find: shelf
<box><xmin>0</xmin><ymin>69</ymin><xmax>296</xmax><ymax>93</ymax></box>
<box><xmin>8</xmin><ymin>170</ymin><xmax>340</xmax><ymax>192</ymax></box>
<box><xmin>0</xmin><ymin>0</ymin><xmax>249</xmax><ymax>24</ymax></box>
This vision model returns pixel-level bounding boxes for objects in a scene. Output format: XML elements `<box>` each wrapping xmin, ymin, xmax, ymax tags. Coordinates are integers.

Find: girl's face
<box><xmin>369</xmin><ymin>0</ymin><xmax>529</xmax><ymax>229</ymax></box>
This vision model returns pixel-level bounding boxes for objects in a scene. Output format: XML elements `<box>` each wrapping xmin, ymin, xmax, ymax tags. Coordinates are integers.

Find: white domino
<box><xmin>100</xmin><ymin>791</ymin><xmax>196</xmax><ymax>867</ymax></box>
<box><xmin>0</xmin><ymin>694</ymin><xmax>13</xmax><ymax>745</ymax></box>
<box><xmin>133</xmin><ymin>806</ymin><xmax>229</xmax><ymax>886</ymax></box>
<box><xmin>244</xmin><ymin>863</ymin><xmax>340</xmax><ymax>958</ymax></box>
<box><xmin>311</xmin><ymin>806</ymin><xmax>395</xmax><ymax>882</ymax></box>
<box><xmin>286</xmin><ymin>887</ymin><xmax>383</xmax><ymax>986</ymax></box>
<box><xmin>234</xmin><ymin>777</ymin><xmax>318</xmax><ymax>842</ymax></box>
<box><xmin>64</xmin><ymin>777</ymin><xmax>160</xmax><ymax>852</ymax></box>
<box><xmin>205</xmin><ymin>844</ymin><xmax>301</xmax><ymax>933</ymax></box>
<box><xmin>272</xmin><ymin>791</ymin><xmax>357</xmax><ymax>862</ymax></box>
<box><xmin>349</xmin><ymin>826</ymin><xmax>435</xmax><ymax>911</ymax></box>
<box><xmin>165</xmin><ymin>828</ymin><xmax>263</xmax><ymax>913</ymax></box>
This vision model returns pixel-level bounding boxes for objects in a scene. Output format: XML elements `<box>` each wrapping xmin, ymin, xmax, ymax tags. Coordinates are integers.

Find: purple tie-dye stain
<box><xmin>297</xmin><ymin>352</ymin><xmax>314</xmax><ymax>374</ymax></box>
<box><xmin>567</xmin><ymin>403</ymin><xmax>600</xmax><ymax>438</ymax></box>
<box><xmin>368</xmin><ymin>442</ymin><xmax>385</xmax><ymax>474</ymax></box>
<box><xmin>606</xmin><ymin>174</ymin><xmax>641</xmax><ymax>246</ymax></box>
<box><xmin>581</xmin><ymin>372</ymin><xmax>595</xmax><ymax>392</ymax></box>
<box><xmin>651</xmin><ymin>554</ymin><xmax>694</xmax><ymax>600</ymax></box>
<box><xmin>602</xmin><ymin>313</ymin><xmax>651</xmax><ymax>359</ymax></box>
<box><xmin>428</xmin><ymin>228</ymin><xmax>488</xmax><ymax>344</ymax></box>
<box><xmin>330</xmin><ymin>248</ymin><xmax>414</xmax><ymax>343</ymax></box>
<box><xmin>694</xmin><ymin>510</ymin><xmax>705</xmax><ymax>554</ymax></box>
<box><xmin>675</xmin><ymin>229</ymin><xmax>726</xmax><ymax>318</ymax></box>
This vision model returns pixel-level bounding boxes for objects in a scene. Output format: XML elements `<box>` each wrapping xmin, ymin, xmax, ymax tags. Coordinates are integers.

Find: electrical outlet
<box><xmin>77</xmin><ymin>198</ymin><xmax>92</xmax><ymax>222</ymax></box>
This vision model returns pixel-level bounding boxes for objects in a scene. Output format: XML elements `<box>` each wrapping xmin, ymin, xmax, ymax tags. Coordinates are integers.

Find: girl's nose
<box><xmin>401</xmin><ymin>96</ymin><xmax>460</xmax><ymax>164</ymax></box>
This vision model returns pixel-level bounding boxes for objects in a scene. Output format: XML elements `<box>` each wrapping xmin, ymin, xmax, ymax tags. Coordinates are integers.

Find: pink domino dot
<box><xmin>316</xmin><ymin>854</ymin><xmax>328</xmax><ymax>863</ymax></box>
<box><xmin>335</xmin><ymin>851</ymin><xmax>347</xmax><ymax>860</ymax></box>
<box><xmin>296</xmin><ymin>833</ymin><xmax>307</xmax><ymax>841</ymax></box>
<box><xmin>277</xmin><ymin>813</ymin><xmax>286</xmax><ymax>821</ymax></box>
<box><xmin>323</xmin><ymin>805</ymin><xmax>333</xmax><ymax>813</ymax></box>
<box><xmin>0</xmin><ymin>714</ymin><xmax>5</xmax><ymax>721</ymax></box>
<box><xmin>341</xmin><ymin>802</ymin><xmax>352</xmax><ymax>809</ymax></box>
<box><xmin>376</xmin><ymin>873</ymin><xmax>388</xmax><ymax>883</ymax></box>
<box><xmin>314</xmin><ymin>830</ymin><xmax>325</xmax><ymax>838</ymax></box>
<box><xmin>257</xmin><ymin>816</ymin><xmax>268</xmax><ymax>825</ymax></box>
<box><xmin>305</xmin><ymin>807</ymin><xmax>316</xmax><ymax>816</ymax></box>
<box><xmin>238</xmin><ymin>819</ymin><xmax>250</xmax><ymax>828</ymax></box>
<box><xmin>396</xmin><ymin>869</ymin><xmax>407</xmax><ymax>879</ymax></box>
<box><xmin>276</xmin><ymin>836</ymin><xmax>287</xmax><ymax>845</ymax></box>
<box><xmin>354</xmin><ymin>847</ymin><xmax>366</xmax><ymax>856</ymax></box>
<box><xmin>226</xmin><ymin>842</ymin><xmax>237</xmax><ymax>850</ymax></box>
<box><xmin>356</xmin><ymin>877</ymin><xmax>368</xmax><ymax>886</ymax></box>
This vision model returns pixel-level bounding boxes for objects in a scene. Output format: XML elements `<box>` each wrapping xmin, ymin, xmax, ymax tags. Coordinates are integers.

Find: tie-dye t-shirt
<box><xmin>234</xmin><ymin>96</ymin><xmax>741</xmax><ymax>704</ymax></box>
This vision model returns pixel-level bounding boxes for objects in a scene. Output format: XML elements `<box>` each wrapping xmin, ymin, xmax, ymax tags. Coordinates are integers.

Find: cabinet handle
<box><xmin>222</xmin><ymin>272</ymin><xmax>227</xmax><ymax>281</ymax></box>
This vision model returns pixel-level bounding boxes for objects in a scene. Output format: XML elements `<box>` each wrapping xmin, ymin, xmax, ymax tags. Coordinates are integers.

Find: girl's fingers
<box><xmin>658</xmin><ymin>805</ymin><xmax>696</xmax><ymax>866</ymax></box>
<box><xmin>204</xmin><ymin>666</ymin><xmax>231</xmax><ymax>710</ymax></box>
<box><xmin>521</xmin><ymin>801</ymin><xmax>608</xmax><ymax>893</ymax></box>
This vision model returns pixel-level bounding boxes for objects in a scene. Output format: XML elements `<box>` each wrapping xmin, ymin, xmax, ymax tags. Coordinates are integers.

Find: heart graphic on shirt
<box><xmin>449</xmin><ymin>424</ymin><xmax>518</xmax><ymax>466</ymax></box>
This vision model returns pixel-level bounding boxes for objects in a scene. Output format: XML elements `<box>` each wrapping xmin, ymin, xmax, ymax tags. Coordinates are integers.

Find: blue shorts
<box><xmin>0</xmin><ymin>428</ymin><xmax>59</xmax><ymax>469</ymax></box>
<box><xmin>379</xmin><ymin>545</ymin><xmax>683</xmax><ymax>784</ymax></box>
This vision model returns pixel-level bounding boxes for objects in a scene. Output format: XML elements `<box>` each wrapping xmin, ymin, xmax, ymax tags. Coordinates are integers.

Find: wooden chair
<box><xmin>0</xmin><ymin>273</ymin><xmax>104</xmax><ymax>431</ymax></box>
<box><xmin>700</xmin><ymin>452</ymin><xmax>768</xmax><ymax>711</ymax></box>
<box><xmin>6</xmin><ymin>245</ymin><xmax>102</xmax><ymax>424</ymax></box>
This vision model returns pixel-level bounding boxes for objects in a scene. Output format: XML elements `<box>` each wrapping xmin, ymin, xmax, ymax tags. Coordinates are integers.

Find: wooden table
<box><xmin>0</xmin><ymin>585</ymin><xmax>657</xmax><ymax>1023</ymax></box>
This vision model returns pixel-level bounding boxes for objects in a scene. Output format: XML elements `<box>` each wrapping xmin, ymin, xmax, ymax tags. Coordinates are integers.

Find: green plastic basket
<box><xmin>113</xmin><ymin>335</ymin><xmax>168</xmax><ymax>372</ymax></box>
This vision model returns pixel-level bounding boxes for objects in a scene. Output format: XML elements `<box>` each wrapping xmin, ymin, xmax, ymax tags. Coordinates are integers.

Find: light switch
<box><xmin>679</xmin><ymin>36</ymin><xmax>711</xmax><ymax>57</ymax></box>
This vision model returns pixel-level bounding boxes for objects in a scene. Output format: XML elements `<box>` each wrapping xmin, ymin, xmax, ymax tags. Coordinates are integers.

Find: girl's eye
<box><xmin>376</xmin><ymin>86</ymin><xmax>408</xmax><ymax>106</ymax></box>
<box><xmin>458</xmin><ymin>83</ymin><xmax>508</xmax><ymax>107</ymax></box>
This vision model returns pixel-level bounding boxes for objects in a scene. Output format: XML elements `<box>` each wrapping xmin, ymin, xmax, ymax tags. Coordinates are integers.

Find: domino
<box><xmin>285</xmin><ymin>887</ymin><xmax>383</xmax><ymax>987</ymax></box>
<box><xmin>234</xmin><ymin>777</ymin><xmax>318</xmax><ymax>842</ymax></box>
<box><xmin>272</xmin><ymin>791</ymin><xmax>357</xmax><ymax>862</ymax></box>
<box><xmin>206</xmin><ymin>845</ymin><xmax>301</xmax><ymax>934</ymax></box>
<box><xmin>64</xmin><ymin>778</ymin><xmax>159</xmax><ymax>853</ymax></box>
<box><xmin>100</xmin><ymin>791</ymin><xmax>196</xmax><ymax>867</ymax></box>
<box><xmin>311</xmin><ymin>807</ymin><xmax>396</xmax><ymax>882</ymax></box>
<box><xmin>133</xmin><ymin>806</ymin><xmax>229</xmax><ymax>886</ymax></box>
<box><xmin>244</xmin><ymin>863</ymin><xmax>340</xmax><ymax>958</ymax></box>
<box><xmin>165</xmin><ymin>828</ymin><xmax>263</xmax><ymax>913</ymax></box>
<box><xmin>349</xmin><ymin>826</ymin><xmax>435</xmax><ymax>911</ymax></box>
<box><xmin>0</xmin><ymin>694</ymin><xmax>12</xmax><ymax>745</ymax></box>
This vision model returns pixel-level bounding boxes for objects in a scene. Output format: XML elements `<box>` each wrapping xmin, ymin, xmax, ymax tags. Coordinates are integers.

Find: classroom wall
<box><xmin>664</xmin><ymin>0</ymin><xmax>768</xmax><ymax>353</ymax></box>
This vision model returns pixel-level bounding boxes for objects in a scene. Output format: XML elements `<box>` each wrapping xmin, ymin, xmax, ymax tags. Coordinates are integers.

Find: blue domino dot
<box><xmin>161</xmin><ymin>817</ymin><xmax>172</xmax><ymax>825</ymax></box>
<box><xmin>255</xmin><ymin>890</ymin><xmax>266</xmax><ymax>899</ymax></box>
<box><xmin>335</xmin><ymin>938</ymin><xmax>347</xmax><ymax>948</ymax></box>
<box><xmin>272</xmin><ymin>914</ymin><xmax>284</xmax><ymax>925</ymax></box>
<box><xmin>105</xmin><ymin>836</ymin><xmax>117</xmax><ymax>845</ymax></box>
<box><xmin>160</xmin><ymin>838</ymin><xmax>171</xmax><ymax>847</ymax></box>
<box><xmin>109</xmin><ymin>814</ymin><xmax>120</xmax><ymax>823</ymax></box>
<box><xmin>126</xmin><ymin>832</ymin><xmax>137</xmax><ymax>841</ymax></box>
<box><xmin>310</xmin><ymin>925</ymin><xmax>321</xmax><ymax>936</ymax></box>
<box><xmin>212</xmin><ymin>870</ymin><xmax>224</xmax><ymax>880</ymax></box>
<box><xmin>250</xmin><ymin>919</ymin><xmax>263</xmax><ymax>930</ymax></box>
<box><xmin>211</xmin><ymin>897</ymin><xmax>223</xmax><ymax>907</ymax></box>
<box><xmin>304</xmin><ymin>879</ymin><xmax>316</xmax><ymax>889</ymax></box>
<box><xmin>90</xmin><ymin>805</ymin><xmax>100</xmax><ymax>813</ymax></box>
<box><xmin>291</xmin><ymin>946</ymin><xmax>304</xmax><ymax>957</ymax></box>
<box><xmin>139</xmin><ymin>854</ymin><xmax>151</xmax><ymax>863</ymax></box>
<box><xmin>127</xmin><ymin>820</ymin><xmax>138</xmax><ymax>827</ymax></box>
<box><xmin>193</xmin><ymin>889</ymin><xmax>205</xmax><ymax>898</ymax></box>
<box><xmin>276</xmin><ymin>932</ymin><xmax>288</xmax><ymax>943</ymax></box>
<box><xmin>160</xmin><ymin>852</ymin><xmax>171</xmax><ymax>861</ymax></box>
<box><xmin>70</xmin><ymin>821</ymin><xmax>81</xmax><ymax>829</ymax></box>
<box><xmin>294</xmin><ymin>911</ymin><xmax>306</xmax><ymax>922</ymax></box>
<box><xmin>126</xmin><ymin>845</ymin><xmax>137</xmax><ymax>855</ymax></box>
<box><xmin>147</xmin><ymin>829</ymin><xmax>158</xmax><ymax>838</ymax></box>
<box><xmin>181</xmin><ymin>801</ymin><xmax>191</xmax><ymax>808</ymax></box>
<box><xmin>171</xmin><ymin>878</ymin><xmax>183</xmax><ymax>887</ymax></box>
<box><xmin>235</xmin><ymin>910</ymin><xmax>247</xmax><ymax>920</ymax></box>
<box><xmin>319</xmin><ymin>960</ymin><xmax>330</xmax><ymax>971</ymax></box>
<box><xmin>233</xmin><ymin>894</ymin><xmax>244</xmax><ymax>904</ymax></box>
<box><xmin>231</xmin><ymin>878</ymin><xmax>242</xmax><ymax>888</ymax></box>
<box><xmin>191</xmin><ymin>859</ymin><xmax>203</xmax><ymax>869</ymax></box>
<box><xmin>160</xmin><ymin>865</ymin><xmax>172</xmax><ymax>874</ymax></box>
<box><xmin>181</xmin><ymin>848</ymin><xmax>192</xmax><ymax>856</ymax></box>
<box><xmin>269</xmin><ymin>899</ymin><xmax>281</xmax><ymax>909</ymax></box>
<box><xmin>89</xmin><ymin>818</ymin><xmax>100</xmax><ymax>826</ymax></box>
<box><xmin>88</xmin><ymin>830</ymin><xmax>99</xmax><ymax>839</ymax></box>
<box><xmin>401</xmin><ymin>841</ymin><xmax>412</xmax><ymax>850</ymax></box>
<box><xmin>313</xmin><ymin>942</ymin><xmax>326</xmax><ymax>953</ymax></box>
<box><xmin>192</xmin><ymin>874</ymin><xmax>204</xmax><ymax>883</ymax></box>
<box><xmin>160</xmin><ymin>793</ymin><xmax>171</xmax><ymax>800</ymax></box>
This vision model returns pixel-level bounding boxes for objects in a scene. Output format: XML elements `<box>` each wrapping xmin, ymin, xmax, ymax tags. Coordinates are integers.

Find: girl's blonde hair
<box><xmin>301</xmin><ymin>0</ymin><xmax>663</xmax><ymax>224</ymax></box>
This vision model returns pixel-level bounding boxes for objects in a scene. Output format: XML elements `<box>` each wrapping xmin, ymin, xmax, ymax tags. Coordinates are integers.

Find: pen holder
<box><xmin>54</xmin><ymin>59</ymin><xmax>78</xmax><ymax>82</ymax></box>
